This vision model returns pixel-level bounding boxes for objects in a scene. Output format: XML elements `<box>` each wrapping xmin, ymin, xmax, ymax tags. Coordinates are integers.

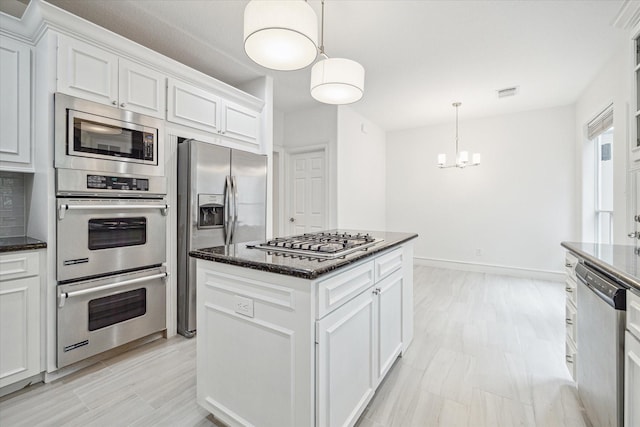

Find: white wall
<box><xmin>336</xmin><ymin>106</ymin><xmax>387</xmax><ymax>231</ymax></box>
<box><xmin>386</xmin><ymin>105</ymin><xmax>575</xmax><ymax>273</ymax></box>
<box><xmin>574</xmin><ymin>46</ymin><xmax>630</xmax><ymax>244</ymax></box>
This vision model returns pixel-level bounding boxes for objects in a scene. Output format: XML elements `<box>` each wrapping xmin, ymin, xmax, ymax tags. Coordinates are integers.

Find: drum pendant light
<box><xmin>310</xmin><ymin>0</ymin><xmax>365</xmax><ymax>104</ymax></box>
<box><xmin>244</xmin><ymin>0</ymin><xmax>318</xmax><ymax>71</ymax></box>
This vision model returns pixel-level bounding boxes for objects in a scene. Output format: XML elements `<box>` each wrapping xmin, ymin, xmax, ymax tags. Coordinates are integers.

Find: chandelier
<box><xmin>437</xmin><ymin>102</ymin><xmax>480</xmax><ymax>168</ymax></box>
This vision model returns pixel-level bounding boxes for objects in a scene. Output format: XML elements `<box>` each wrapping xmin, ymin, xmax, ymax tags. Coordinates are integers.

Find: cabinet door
<box><xmin>0</xmin><ymin>275</ymin><xmax>40</xmax><ymax>388</ymax></box>
<box><xmin>57</xmin><ymin>35</ymin><xmax>118</xmax><ymax>106</ymax></box>
<box><xmin>0</xmin><ymin>36</ymin><xmax>32</xmax><ymax>171</ymax></box>
<box><xmin>316</xmin><ymin>289</ymin><xmax>375</xmax><ymax>427</ymax></box>
<box><xmin>167</xmin><ymin>78</ymin><xmax>220</xmax><ymax>133</ymax></box>
<box><xmin>625</xmin><ymin>331</ymin><xmax>640</xmax><ymax>427</ymax></box>
<box><xmin>118</xmin><ymin>58</ymin><xmax>166</xmax><ymax>119</ymax></box>
<box><xmin>221</xmin><ymin>101</ymin><xmax>260</xmax><ymax>149</ymax></box>
<box><xmin>375</xmin><ymin>270</ymin><xmax>403</xmax><ymax>384</ymax></box>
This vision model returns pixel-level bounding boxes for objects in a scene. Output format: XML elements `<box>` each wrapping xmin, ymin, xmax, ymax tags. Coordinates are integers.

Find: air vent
<box><xmin>497</xmin><ymin>86</ymin><xmax>519</xmax><ymax>98</ymax></box>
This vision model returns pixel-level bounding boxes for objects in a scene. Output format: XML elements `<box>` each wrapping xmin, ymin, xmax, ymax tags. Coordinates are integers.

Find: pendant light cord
<box><xmin>454</xmin><ymin>102</ymin><xmax>461</xmax><ymax>155</ymax></box>
<box><xmin>319</xmin><ymin>0</ymin><xmax>327</xmax><ymax>58</ymax></box>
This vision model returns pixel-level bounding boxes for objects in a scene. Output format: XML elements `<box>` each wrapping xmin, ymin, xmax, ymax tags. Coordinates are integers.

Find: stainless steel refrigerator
<box><xmin>177</xmin><ymin>139</ymin><xmax>267</xmax><ymax>337</ymax></box>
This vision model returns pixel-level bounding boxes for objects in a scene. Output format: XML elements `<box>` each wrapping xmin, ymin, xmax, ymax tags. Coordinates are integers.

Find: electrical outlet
<box><xmin>234</xmin><ymin>295</ymin><xmax>254</xmax><ymax>317</ymax></box>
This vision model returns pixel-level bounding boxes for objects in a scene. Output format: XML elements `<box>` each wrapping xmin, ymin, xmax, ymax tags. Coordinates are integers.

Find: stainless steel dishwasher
<box><xmin>576</xmin><ymin>261</ymin><xmax>627</xmax><ymax>427</ymax></box>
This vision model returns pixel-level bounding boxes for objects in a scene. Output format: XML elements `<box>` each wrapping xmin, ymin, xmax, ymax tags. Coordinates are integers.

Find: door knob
<box><xmin>289</xmin><ymin>218</ymin><xmax>295</xmax><ymax>223</ymax></box>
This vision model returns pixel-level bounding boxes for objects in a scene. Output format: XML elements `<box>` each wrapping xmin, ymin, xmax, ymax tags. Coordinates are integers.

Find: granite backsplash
<box><xmin>0</xmin><ymin>171</ymin><xmax>26</xmax><ymax>238</ymax></box>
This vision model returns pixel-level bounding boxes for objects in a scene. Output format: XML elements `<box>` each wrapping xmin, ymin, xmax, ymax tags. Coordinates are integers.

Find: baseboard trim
<box><xmin>414</xmin><ymin>256</ymin><xmax>564</xmax><ymax>282</ymax></box>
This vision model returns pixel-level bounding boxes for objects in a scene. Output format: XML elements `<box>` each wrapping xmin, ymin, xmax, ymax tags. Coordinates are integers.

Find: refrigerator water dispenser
<box><xmin>198</xmin><ymin>194</ymin><xmax>224</xmax><ymax>229</ymax></box>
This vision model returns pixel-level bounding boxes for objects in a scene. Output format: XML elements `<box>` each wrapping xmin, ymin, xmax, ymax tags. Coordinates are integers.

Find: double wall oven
<box><xmin>54</xmin><ymin>93</ymin><xmax>169</xmax><ymax>368</ymax></box>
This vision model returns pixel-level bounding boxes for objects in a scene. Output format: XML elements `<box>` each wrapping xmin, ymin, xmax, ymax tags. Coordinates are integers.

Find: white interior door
<box><xmin>288</xmin><ymin>149</ymin><xmax>326</xmax><ymax>235</ymax></box>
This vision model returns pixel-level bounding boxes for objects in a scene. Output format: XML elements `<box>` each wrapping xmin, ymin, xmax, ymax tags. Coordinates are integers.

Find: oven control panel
<box><xmin>87</xmin><ymin>175</ymin><xmax>149</xmax><ymax>191</ymax></box>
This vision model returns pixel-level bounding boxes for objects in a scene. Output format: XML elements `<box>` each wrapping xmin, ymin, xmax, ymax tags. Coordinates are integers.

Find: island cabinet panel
<box><xmin>316</xmin><ymin>290</ymin><xmax>376</xmax><ymax>427</ymax></box>
<box><xmin>374</xmin><ymin>247</ymin><xmax>403</xmax><ymax>282</ymax></box>
<box><xmin>375</xmin><ymin>269</ymin><xmax>403</xmax><ymax>383</ymax></box>
<box><xmin>196</xmin><ymin>264</ymin><xmax>314</xmax><ymax>427</ymax></box>
<box><xmin>625</xmin><ymin>330</ymin><xmax>640</xmax><ymax>427</ymax></box>
<box><xmin>316</xmin><ymin>261</ymin><xmax>374</xmax><ymax>319</ymax></box>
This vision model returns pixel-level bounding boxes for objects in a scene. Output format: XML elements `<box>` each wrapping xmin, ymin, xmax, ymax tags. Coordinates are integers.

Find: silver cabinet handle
<box><xmin>59</xmin><ymin>272</ymin><xmax>168</xmax><ymax>308</ymax></box>
<box><xmin>629</xmin><ymin>232</ymin><xmax>638</xmax><ymax>238</ymax></box>
<box><xmin>111</xmin><ymin>100</ymin><xmax>117</xmax><ymax>105</ymax></box>
<box><xmin>58</xmin><ymin>203</ymin><xmax>169</xmax><ymax>220</ymax></box>
<box><xmin>565</xmin><ymin>355</ymin><xmax>573</xmax><ymax>363</ymax></box>
<box><xmin>635</xmin><ymin>215</ymin><xmax>640</xmax><ymax>223</ymax></box>
<box><xmin>120</xmin><ymin>103</ymin><xmax>126</xmax><ymax>108</ymax></box>
<box><xmin>565</xmin><ymin>262</ymin><xmax>572</xmax><ymax>268</ymax></box>
<box><xmin>565</xmin><ymin>287</ymin><xmax>573</xmax><ymax>293</ymax></box>
<box><xmin>289</xmin><ymin>217</ymin><xmax>295</xmax><ymax>223</ymax></box>
<box><xmin>565</xmin><ymin>318</ymin><xmax>573</xmax><ymax>325</ymax></box>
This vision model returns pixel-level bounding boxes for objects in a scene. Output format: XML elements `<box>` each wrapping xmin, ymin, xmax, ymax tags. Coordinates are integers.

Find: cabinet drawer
<box><xmin>317</xmin><ymin>261</ymin><xmax>374</xmax><ymax>319</ymax></box>
<box><xmin>0</xmin><ymin>251</ymin><xmax>38</xmax><ymax>282</ymax></box>
<box><xmin>565</xmin><ymin>277</ymin><xmax>577</xmax><ymax>307</ymax></box>
<box><xmin>565</xmin><ymin>302</ymin><xmax>577</xmax><ymax>345</ymax></box>
<box><xmin>628</xmin><ymin>289</ymin><xmax>640</xmax><ymax>341</ymax></box>
<box><xmin>374</xmin><ymin>247</ymin><xmax>403</xmax><ymax>282</ymax></box>
<box><xmin>565</xmin><ymin>338</ymin><xmax>577</xmax><ymax>380</ymax></box>
<box><xmin>564</xmin><ymin>252</ymin><xmax>578</xmax><ymax>281</ymax></box>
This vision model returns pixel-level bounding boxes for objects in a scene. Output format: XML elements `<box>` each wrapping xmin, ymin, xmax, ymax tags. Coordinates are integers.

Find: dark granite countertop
<box><xmin>561</xmin><ymin>242</ymin><xmax>640</xmax><ymax>292</ymax></box>
<box><xmin>0</xmin><ymin>236</ymin><xmax>47</xmax><ymax>253</ymax></box>
<box><xmin>190</xmin><ymin>230</ymin><xmax>418</xmax><ymax>280</ymax></box>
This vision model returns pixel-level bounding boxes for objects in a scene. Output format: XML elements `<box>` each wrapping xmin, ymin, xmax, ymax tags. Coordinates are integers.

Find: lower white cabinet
<box><xmin>375</xmin><ymin>270</ymin><xmax>403</xmax><ymax>382</ymax></box>
<box><xmin>316</xmin><ymin>289</ymin><xmax>376</xmax><ymax>427</ymax></box>
<box><xmin>0</xmin><ymin>251</ymin><xmax>41</xmax><ymax>388</ymax></box>
<box><xmin>564</xmin><ymin>251</ymin><xmax>578</xmax><ymax>380</ymax></box>
<box><xmin>626</xmin><ymin>289</ymin><xmax>640</xmax><ymax>427</ymax></box>
<box><xmin>625</xmin><ymin>330</ymin><xmax>640</xmax><ymax>427</ymax></box>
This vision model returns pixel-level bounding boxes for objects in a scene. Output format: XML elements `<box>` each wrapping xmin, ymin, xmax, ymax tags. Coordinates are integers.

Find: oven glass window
<box><xmin>73</xmin><ymin>117</ymin><xmax>155</xmax><ymax>162</ymax></box>
<box><xmin>88</xmin><ymin>217</ymin><xmax>147</xmax><ymax>250</ymax></box>
<box><xmin>88</xmin><ymin>288</ymin><xmax>147</xmax><ymax>331</ymax></box>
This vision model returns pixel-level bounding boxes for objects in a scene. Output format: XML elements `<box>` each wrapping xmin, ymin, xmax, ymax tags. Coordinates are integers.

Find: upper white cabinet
<box><xmin>168</xmin><ymin>78</ymin><xmax>261</xmax><ymax>150</ymax></box>
<box><xmin>632</xmin><ymin>30</ymin><xmax>640</xmax><ymax>165</ymax></box>
<box><xmin>0</xmin><ymin>250</ymin><xmax>41</xmax><ymax>388</ymax></box>
<box><xmin>0</xmin><ymin>35</ymin><xmax>32</xmax><ymax>172</ymax></box>
<box><xmin>57</xmin><ymin>35</ymin><xmax>166</xmax><ymax>119</ymax></box>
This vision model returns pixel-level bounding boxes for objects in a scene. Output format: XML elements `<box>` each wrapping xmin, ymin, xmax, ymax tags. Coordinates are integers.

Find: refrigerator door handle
<box><xmin>224</xmin><ymin>175</ymin><xmax>232</xmax><ymax>245</ymax></box>
<box><xmin>230</xmin><ymin>176</ymin><xmax>239</xmax><ymax>243</ymax></box>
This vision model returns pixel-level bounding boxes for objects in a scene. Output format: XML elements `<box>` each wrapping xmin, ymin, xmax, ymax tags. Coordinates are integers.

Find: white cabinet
<box><xmin>0</xmin><ymin>251</ymin><xmax>41</xmax><ymax>388</ymax></box>
<box><xmin>626</xmin><ymin>330</ymin><xmax>640</xmax><ymax>427</ymax></box>
<box><xmin>564</xmin><ymin>251</ymin><xmax>579</xmax><ymax>380</ymax></box>
<box><xmin>167</xmin><ymin>78</ymin><xmax>261</xmax><ymax>150</ymax></box>
<box><xmin>315</xmin><ymin>249</ymin><xmax>405</xmax><ymax>427</ymax></box>
<box><xmin>57</xmin><ymin>35</ymin><xmax>166</xmax><ymax>119</ymax></box>
<box><xmin>626</xmin><ymin>289</ymin><xmax>640</xmax><ymax>427</ymax></box>
<box><xmin>316</xmin><ymin>289</ymin><xmax>376</xmax><ymax>427</ymax></box>
<box><xmin>375</xmin><ymin>270</ymin><xmax>403</xmax><ymax>383</ymax></box>
<box><xmin>632</xmin><ymin>29</ymin><xmax>640</xmax><ymax>165</ymax></box>
<box><xmin>0</xmin><ymin>35</ymin><xmax>32</xmax><ymax>172</ymax></box>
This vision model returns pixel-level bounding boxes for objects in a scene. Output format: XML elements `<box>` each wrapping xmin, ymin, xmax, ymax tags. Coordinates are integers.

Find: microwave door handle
<box><xmin>224</xmin><ymin>176</ymin><xmax>232</xmax><ymax>245</ymax></box>
<box><xmin>58</xmin><ymin>272</ymin><xmax>169</xmax><ymax>308</ymax></box>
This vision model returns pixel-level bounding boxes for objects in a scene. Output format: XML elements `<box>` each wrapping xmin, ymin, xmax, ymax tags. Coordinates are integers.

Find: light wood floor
<box><xmin>0</xmin><ymin>266</ymin><xmax>587</xmax><ymax>427</ymax></box>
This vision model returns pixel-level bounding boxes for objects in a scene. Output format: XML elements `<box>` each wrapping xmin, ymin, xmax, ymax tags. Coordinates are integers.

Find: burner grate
<box><xmin>248</xmin><ymin>232</ymin><xmax>382</xmax><ymax>259</ymax></box>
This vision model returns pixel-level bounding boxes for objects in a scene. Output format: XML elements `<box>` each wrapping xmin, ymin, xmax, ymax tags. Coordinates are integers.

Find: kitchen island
<box><xmin>190</xmin><ymin>230</ymin><xmax>417</xmax><ymax>427</ymax></box>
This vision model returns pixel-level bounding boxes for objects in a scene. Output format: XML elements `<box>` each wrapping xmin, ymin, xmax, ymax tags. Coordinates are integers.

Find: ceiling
<box><xmin>43</xmin><ymin>0</ymin><xmax>630</xmax><ymax>131</ymax></box>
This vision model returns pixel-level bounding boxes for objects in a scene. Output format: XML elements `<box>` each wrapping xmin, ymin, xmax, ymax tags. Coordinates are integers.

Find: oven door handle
<box><xmin>58</xmin><ymin>272</ymin><xmax>168</xmax><ymax>308</ymax></box>
<box><xmin>58</xmin><ymin>203</ymin><xmax>169</xmax><ymax>220</ymax></box>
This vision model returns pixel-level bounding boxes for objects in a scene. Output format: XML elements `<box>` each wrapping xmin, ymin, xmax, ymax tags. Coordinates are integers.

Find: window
<box><xmin>594</xmin><ymin>127</ymin><xmax>614</xmax><ymax>244</ymax></box>
<box><xmin>587</xmin><ymin>104</ymin><xmax>614</xmax><ymax>245</ymax></box>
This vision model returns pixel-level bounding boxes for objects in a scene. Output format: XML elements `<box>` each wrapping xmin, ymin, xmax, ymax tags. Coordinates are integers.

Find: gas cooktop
<box><xmin>247</xmin><ymin>231</ymin><xmax>383</xmax><ymax>259</ymax></box>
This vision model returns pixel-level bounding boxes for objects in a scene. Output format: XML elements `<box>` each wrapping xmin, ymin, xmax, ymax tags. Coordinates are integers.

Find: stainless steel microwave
<box><xmin>55</xmin><ymin>93</ymin><xmax>165</xmax><ymax>177</ymax></box>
